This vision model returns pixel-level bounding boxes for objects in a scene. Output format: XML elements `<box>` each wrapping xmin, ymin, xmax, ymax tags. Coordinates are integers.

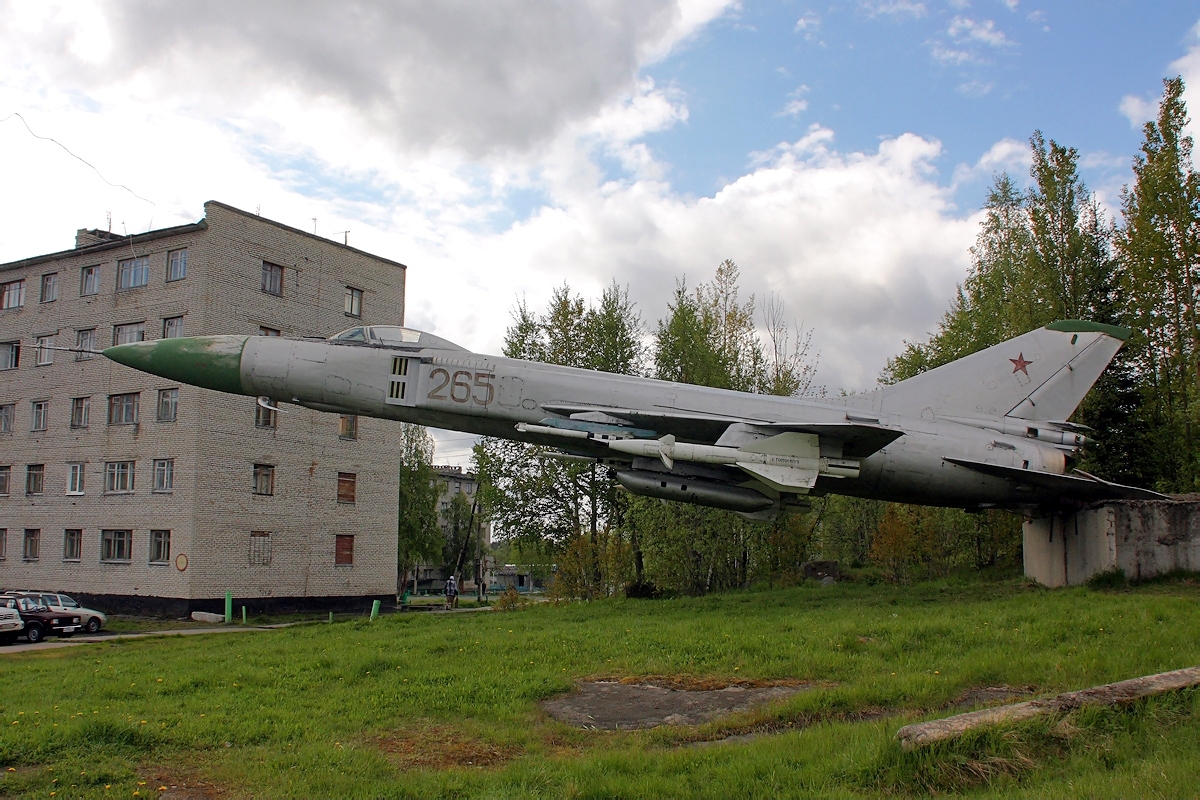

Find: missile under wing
<box><xmin>103</xmin><ymin>320</ymin><xmax>1164</xmax><ymax>518</ymax></box>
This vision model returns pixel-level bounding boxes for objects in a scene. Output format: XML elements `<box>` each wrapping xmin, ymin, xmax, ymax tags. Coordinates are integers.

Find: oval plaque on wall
<box><xmin>175</xmin><ymin>553</ymin><xmax>188</xmax><ymax>572</ymax></box>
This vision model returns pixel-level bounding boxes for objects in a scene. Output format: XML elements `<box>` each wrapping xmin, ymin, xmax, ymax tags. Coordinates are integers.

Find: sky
<box><xmin>1</xmin><ymin>1</ymin><xmax>1197</xmax><ymax>465</ymax></box>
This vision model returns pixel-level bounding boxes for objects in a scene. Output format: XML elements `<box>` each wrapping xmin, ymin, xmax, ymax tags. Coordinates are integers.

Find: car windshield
<box><xmin>17</xmin><ymin>598</ymin><xmax>45</xmax><ymax>612</ymax></box>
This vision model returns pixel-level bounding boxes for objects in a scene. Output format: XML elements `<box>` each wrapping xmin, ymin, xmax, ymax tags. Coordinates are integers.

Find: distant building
<box><xmin>410</xmin><ymin>466</ymin><xmax>492</xmax><ymax>593</ymax></box>
<box><xmin>0</xmin><ymin>201</ymin><xmax>406</xmax><ymax>614</ymax></box>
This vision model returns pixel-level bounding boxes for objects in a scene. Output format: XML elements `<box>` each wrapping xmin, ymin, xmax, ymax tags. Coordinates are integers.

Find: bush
<box><xmin>1087</xmin><ymin>568</ymin><xmax>1128</xmax><ymax>589</ymax></box>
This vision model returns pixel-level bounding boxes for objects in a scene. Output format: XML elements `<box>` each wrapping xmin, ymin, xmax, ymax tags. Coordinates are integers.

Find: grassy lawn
<box><xmin>1</xmin><ymin>574</ymin><xmax>1198</xmax><ymax>798</ymax></box>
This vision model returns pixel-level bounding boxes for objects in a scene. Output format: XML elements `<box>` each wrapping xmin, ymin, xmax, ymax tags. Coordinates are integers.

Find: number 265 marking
<box><xmin>427</xmin><ymin>368</ymin><xmax>494</xmax><ymax>405</ymax></box>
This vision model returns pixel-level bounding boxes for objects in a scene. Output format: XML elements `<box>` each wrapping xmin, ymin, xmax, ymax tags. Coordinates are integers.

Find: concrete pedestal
<box><xmin>1023</xmin><ymin>499</ymin><xmax>1200</xmax><ymax>587</ymax></box>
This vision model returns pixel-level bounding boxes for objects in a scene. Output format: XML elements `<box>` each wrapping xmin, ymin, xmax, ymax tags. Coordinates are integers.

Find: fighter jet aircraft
<box><xmin>104</xmin><ymin>319</ymin><xmax>1163</xmax><ymax>518</ymax></box>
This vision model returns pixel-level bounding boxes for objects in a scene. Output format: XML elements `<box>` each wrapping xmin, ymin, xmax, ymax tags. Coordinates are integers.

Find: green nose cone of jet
<box><xmin>104</xmin><ymin>335</ymin><xmax>250</xmax><ymax>395</ymax></box>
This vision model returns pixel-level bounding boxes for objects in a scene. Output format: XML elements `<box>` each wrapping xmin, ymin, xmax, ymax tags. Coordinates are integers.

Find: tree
<box><xmin>1117</xmin><ymin>76</ymin><xmax>1200</xmax><ymax>492</ymax></box>
<box><xmin>396</xmin><ymin>424</ymin><xmax>442</xmax><ymax>597</ymax></box>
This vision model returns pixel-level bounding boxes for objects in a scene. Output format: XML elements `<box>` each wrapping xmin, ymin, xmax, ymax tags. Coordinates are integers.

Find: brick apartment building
<box><xmin>0</xmin><ymin>201</ymin><xmax>406</xmax><ymax>614</ymax></box>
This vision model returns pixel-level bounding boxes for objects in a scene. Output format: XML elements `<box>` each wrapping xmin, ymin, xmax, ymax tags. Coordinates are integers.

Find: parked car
<box><xmin>0</xmin><ymin>597</ymin><xmax>80</xmax><ymax>643</ymax></box>
<box><xmin>15</xmin><ymin>592</ymin><xmax>107</xmax><ymax>633</ymax></box>
<box><xmin>0</xmin><ymin>604</ymin><xmax>24</xmax><ymax>644</ymax></box>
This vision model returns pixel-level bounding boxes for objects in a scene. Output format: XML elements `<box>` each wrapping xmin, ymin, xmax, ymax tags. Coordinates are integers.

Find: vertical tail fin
<box><xmin>873</xmin><ymin>321</ymin><xmax>1128</xmax><ymax>421</ymax></box>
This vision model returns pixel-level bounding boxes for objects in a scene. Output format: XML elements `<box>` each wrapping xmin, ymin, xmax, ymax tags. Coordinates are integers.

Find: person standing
<box><xmin>445</xmin><ymin>575</ymin><xmax>459</xmax><ymax>609</ymax></box>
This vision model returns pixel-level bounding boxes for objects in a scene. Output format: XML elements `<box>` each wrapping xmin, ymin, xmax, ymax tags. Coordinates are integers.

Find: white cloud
<box><xmin>778</xmin><ymin>85</ymin><xmax>811</xmax><ymax>117</ymax></box>
<box><xmin>947</xmin><ymin>16</ymin><xmax>1013</xmax><ymax>48</ymax></box>
<box><xmin>794</xmin><ymin>10</ymin><xmax>821</xmax><ymax>41</ymax></box>
<box><xmin>1002</xmin><ymin>0</ymin><xmax>1018</xmax><ymax>10</ymax></box>
<box><xmin>929</xmin><ymin>42</ymin><xmax>975</xmax><ymax>65</ymax></box>
<box><xmin>957</xmin><ymin>80</ymin><xmax>994</xmax><ymax>97</ymax></box>
<box><xmin>861</xmin><ymin>1</ymin><xmax>927</xmax><ymax>20</ymax></box>
<box><xmin>1118</xmin><ymin>94</ymin><xmax>1156</xmax><ymax>129</ymax></box>
<box><xmin>1170</xmin><ymin>22</ymin><xmax>1200</xmax><ymax>141</ymax></box>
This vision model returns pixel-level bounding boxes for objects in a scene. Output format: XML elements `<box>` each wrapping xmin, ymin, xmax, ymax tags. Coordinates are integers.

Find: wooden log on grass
<box><xmin>896</xmin><ymin>665</ymin><xmax>1200</xmax><ymax>750</ymax></box>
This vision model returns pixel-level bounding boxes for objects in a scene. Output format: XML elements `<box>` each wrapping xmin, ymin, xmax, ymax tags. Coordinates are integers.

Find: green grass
<box><xmin>1</xmin><ymin>575</ymin><xmax>1198</xmax><ymax>798</ymax></box>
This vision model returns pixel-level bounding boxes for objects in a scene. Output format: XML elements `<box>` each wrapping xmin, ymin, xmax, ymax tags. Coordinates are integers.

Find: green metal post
<box><xmin>370</xmin><ymin>599</ymin><xmax>381</xmax><ymax>621</ymax></box>
<box><xmin>328</xmin><ymin>611</ymin><xmax>334</xmax><ymax>624</ymax></box>
<box><xmin>242</xmin><ymin>606</ymin><xmax>247</xmax><ymax>625</ymax></box>
<box><xmin>225</xmin><ymin>591</ymin><xmax>233</xmax><ymax>624</ymax></box>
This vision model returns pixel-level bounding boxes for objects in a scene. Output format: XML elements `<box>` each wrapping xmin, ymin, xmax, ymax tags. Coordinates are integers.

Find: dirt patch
<box><xmin>952</xmin><ymin>686</ymin><xmax>1036</xmax><ymax>710</ymax></box>
<box><xmin>541</xmin><ymin>680</ymin><xmax>814</xmax><ymax>730</ymax></box>
<box><xmin>377</xmin><ymin>726</ymin><xmax>520</xmax><ymax>770</ymax></box>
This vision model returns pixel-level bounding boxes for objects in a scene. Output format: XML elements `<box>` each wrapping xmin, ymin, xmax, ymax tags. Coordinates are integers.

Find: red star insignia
<box><xmin>1010</xmin><ymin>353</ymin><xmax>1031</xmax><ymax>375</ymax></box>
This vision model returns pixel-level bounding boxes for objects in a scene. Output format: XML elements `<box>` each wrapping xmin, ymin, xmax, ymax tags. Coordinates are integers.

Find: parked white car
<box><xmin>0</xmin><ymin>605</ymin><xmax>24</xmax><ymax>644</ymax></box>
<box><xmin>18</xmin><ymin>593</ymin><xmax>107</xmax><ymax>634</ymax></box>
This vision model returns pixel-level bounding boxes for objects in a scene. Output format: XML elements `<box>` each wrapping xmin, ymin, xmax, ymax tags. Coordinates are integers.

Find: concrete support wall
<box><xmin>1024</xmin><ymin>499</ymin><xmax>1200</xmax><ymax>587</ymax></box>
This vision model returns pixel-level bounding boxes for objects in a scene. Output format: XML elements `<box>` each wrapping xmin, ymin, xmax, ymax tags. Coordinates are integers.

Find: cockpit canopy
<box><xmin>329</xmin><ymin>325</ymin><xmax>466</xmax><ymax>351</ymax></box>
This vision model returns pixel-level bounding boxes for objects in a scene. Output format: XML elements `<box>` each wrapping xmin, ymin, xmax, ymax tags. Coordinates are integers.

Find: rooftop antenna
<box><xmin>334</xmin><ymin>230</ymin><xmax>349</xmax><ymax>245</ymax></box>
<box><xmin>106</xmin><ymin>211</ymin><xmax>112</xmax><ymax>232</ymax></box>
<box><xmin>256</xmin><ymin>205</ymin><xmax>261</xmax><ymax>216</ymax></box>
<box><xmin>312</xmin><ymin>217</ymin><xmax>317</xmax><ymax>234</ymax></box>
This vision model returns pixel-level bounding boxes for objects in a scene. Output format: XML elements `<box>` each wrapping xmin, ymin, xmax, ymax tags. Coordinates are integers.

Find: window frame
<box><xmin>23</xmin><ymin>528</ymin><xmax>40</xmax><ymax>561</ymax></box>
<box><xmin>67</xmin><ymin>462</ymin><xmax>85</xmax><ymax>495</ymax></box>
<box><xmin>0</xmin><ymin>403</ymin><xmax>13</xmax><ymax>433</ymax></box>
<box><xmin>100</xmin><ymin>529</ymin><xmax>132</xmax><ymax>563</ymax></box>
<box><xmin>254</xmin><ymin>402</ymin><xmax>277</xmax><ymax>429</ymax></box>
<box><xmin>152</xmin><ymin>458</ymin><xmax>174</xmax><ymax>492</ymax></box>
<box><xmin>162</xmin><ymin>316</ymin><xmax>185</xmax><ymax>338</ymax></box>
<box><xmin>112</xmin><ymin>322</ymin><xmax>146</xmax><ymax>346</ymax></box>
<box><xmin>0</xmin><ymin>528</ymin><xmax>6</xmax><ymax>560</ymax></box>
<box><xmin>70</xmin><ymin>396</ymin><xmax>90</xmax><ymax>428</ymax></box>
<box><xmin>76</xmin><ymin>328</ymin><xmax>96</xmax><ymax>360</ymax></box>
<box><xmin>103</xmin><ymin>461</ymin><xmax>135</xmax><ymax>494</ymax></box>
<box><xmin>0</xmin><ymin>341</ymin><xmax>19</xmax><ymax>370</ymax></box>
<box><xmin>63</xmin><ymin>528</ymin><xmax>82</xmax><ymax>562</ymax></box>
<box><xmin>40</xmin><ymin>273</ymin><xmax>58</xmax><ymax>303</ymax></box>
<box><xmin>116</xmin><ymin>255</ymin><xmax>151</xmax><ymax>290</ymax></box>
<box><xmin>156</xmin><ymin>388</ymin><xmax>178</xmax><ymax>422</ymax></box>
<box><xmin>261</xmin><ymin>261</ymin><xmax>284</xmax><ymax>296</ymax></box>
<box><xmin>0</xmin><ymin>465</ymin><xmax>9</xmax><ymax>495</ymax></box>
<box><xmin>253</xmin><ymin>463</ymin><xmax>275</xmax><ymax>496</ymax></box>
<box><xmin>344</xmin><ymin>286</ymin><xmax>363</xmax><ymax>317</ymax></box>
<box><xmin>107</xmin><ymin>393</ymin><xmax>139</xmax><ymax>425</ymax></box>
<box><xmin>26</xmin><ymin>464</ymin><xmax>45</xmax><ymax>495</ymax></box>
<box><xmin>338</xmin><ymin>414</ymin><xmax>358</xmax><ymax>440</ymax></box>
<box><xmin>166</xmin><ymin>248</ymin><xmax>188</xmax><ymax>282</ymax></box>
<box><xmin>1</xmin><ymin>279</ymin><xmax>25</xmax><ymax>309</ymax></box>
<box><xmin>337</xmin><ymin>472</ymin><xmax>357</xmax><ymax>504</ymax></box>
<box><xmin>31</xmin><ymin>400</ymin><xmax>48</xmax><ymax>431</ymax></box>
<box><xmin>35</xmin><ymin>335</ymin><xmax>54</xmax><ymax>366</ymax></box>
<box><xmin>80</xmin><ymin>265</ymin><xmax>100</xmax><ymax>296</ymax></box>
<box><xmin>149</xmin><ymin>530</ymin><xmax>171</xmax><ymax>564</ymax></box>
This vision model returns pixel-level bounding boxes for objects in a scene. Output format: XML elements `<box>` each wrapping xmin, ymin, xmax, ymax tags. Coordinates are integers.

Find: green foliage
<box><xmin>396</xmin><ymin>423</ymin><xmax>441</xmax><ymax>592</ymax></box>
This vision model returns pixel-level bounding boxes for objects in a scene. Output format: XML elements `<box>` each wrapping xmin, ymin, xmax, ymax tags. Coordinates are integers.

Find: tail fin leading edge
<box><xmin>875</xmin><ymin>321</ymin><xmax>1128</xmax><ymax>422</ymax></box>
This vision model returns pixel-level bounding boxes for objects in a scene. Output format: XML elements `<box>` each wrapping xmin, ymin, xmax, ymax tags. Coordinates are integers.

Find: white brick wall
<box><xmin>0</xmin><ymin>202</ymin><xmax>405</xmax><ymax>610</ymax></box>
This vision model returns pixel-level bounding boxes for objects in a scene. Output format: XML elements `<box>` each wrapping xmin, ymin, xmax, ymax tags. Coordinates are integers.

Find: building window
<box><xmin>67</xmin><ymin>463</ymin><xmax>85</xmax><ymax>495</ymax></box>
<box><xmin>63</xmin><ymin>529</ymin><xmax>82</xmax><ymax>561</ymax></box>
<box><xmin>76</xmin><ymin>328</ymin><xmax>96</xmax><ymax>360</ymax></box>
<box><xmin>101</xmin><ymin>529</ymin><xmax>132</xmax><ymax>562</ymax></box>
<box><xmin>261</xmin><ymin>262</ymin><xmax>283</xmax><ymax>296</ymax></box>
<box><xmin>0</xmin><ymin>404</ymin><xmax>12</xmax><ymax>432</ymax></box>
<box><xmin>31</xmin><ymin>400</ymin><xmax>48</xmax><ymax>431</ymax></box>
<box><xmin>81</xmin><ymin>265</ymin><xmax>100</xmax><ymax>296</ymax></box>
<box><xmin>0</xmin><ymin>466</ymin><xmax>9</xmax><ymax>495</ymax></box>
<box><xmin>153</xmin><ymin>459</ymin><xmax>174</xmax><ymax>492</ymax></box>
<box><xmin>150</xmin><ymin>530</ymin><xmax>171</xmax><ymax>564</ymax></box>
<box><xmin>0</xmin><ymin>341</ymin><xmax>18</xmax><ymax>370</ymax></box>
<box><xmin>249</xmin><ymin>531</ymin><xmax>272</xmax><ymax>566</ymax></box>
<box><xmin>335</xmin><ymin>534</ymin><xmax>354</xmax><ymax>565</ymax></box>
<box><xmin>254</xmin><ymin>402</ymin><xmax>277</xmax><ymax>429</ymax></box>
<box><xmin>259</xmin><ymin>326</ymin><xmax>280</xmax><ymax>336</ymax></box>
<box><xmin>253</xmin><ymin>464</ymin><xmax>275</xmax><ymax>495</ymax></box>
<box><xmin>71</xmin><ymin>397</ymin><xmax>90</xmax><ymax>428</ymax></box>
<box><xmin>113</xmin><ymin>322</ymin><xmax>145</xmax><ymax>345</ymax></box>
<box><xmin>166</xmin><ymin>248</ymin><xmax>187</xmax><ymax>281</ymax></box>
<box><xmin>26</xmin><ymin>464</ymin><xmax>45</xmax><ymax>495</ymax></box>
<box><xmin>23</xmin><ymin>529</ymin><xmax>40</xmax><ymax>561</ymax></box>
<box><xmin>337</xmin><ymin>472</ymin><xmax>356</xmax><ymax>504</ymax></box>
<box><xmin>40</xmin><ymin>273</ymin><xmax>58</xmax><ymax>303</ymax></box>
<box><xmin>344</xmin><ymin>287</ymin><xmax>363</xmax><ymax>317</ymax></box>
<box><xmin>157</xmin><ymin>389</ymin><xmax>178</xmax><ymax>422</ymax></box>
<box><xmin>163</xmin><ymin>316</ymin><xmax>185</xmax><ymax>338</ymax></box>
<box><xmin>1</xmin><ymin>279</ymin><xmax>25</xmax><ymax>309</ymax></box>
<box><xmin>108</xmin><ymin>393</ymin><xmax>139</xmax><ymax>425</ymax></box>
<box><xmin>0</xmin><ymin>529</ymin><xmax>6</xmax><ymax>560</ymax></box>
<box><xmin>339</xmin><ymin>414</ymin><xmax>358</xmax><ymax>440</ymax></box>
<box><xmin>117</xmin><ymin>256</ymin><xmax>150</xmax><ymax>290</ymax></box>
<box><xmin>104</xmin><ymin>461</ymin><xmax>135</xmax><ymax>493</ymax></box>
<box><xmin>35</xmin><ymin>335</ymin><xmax>54</xmax><ymax>366</ymax></box>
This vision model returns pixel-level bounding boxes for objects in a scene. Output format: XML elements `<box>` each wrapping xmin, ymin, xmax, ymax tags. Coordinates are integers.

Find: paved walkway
<box><xmin>1</xmin><ymin>624</ymin><xmax>291</xmax><ymax>654</ymax></box>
